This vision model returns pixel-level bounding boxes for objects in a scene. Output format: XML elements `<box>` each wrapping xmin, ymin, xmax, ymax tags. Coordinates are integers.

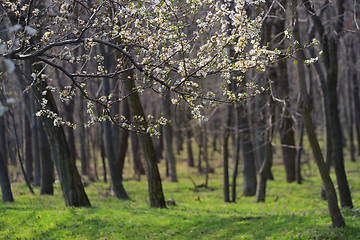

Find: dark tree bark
<box><xmin>292</xmin><ymin>0</ymin><xmax>345</xmax><ymax>227</ymax></box>
<box><xmin>24</xmin><ymin>111</ymin><xmax>33</xmax><ymax>182</ymax></box>
<box><xmin>100</xmin><ymin>133</ymin><xmax>107</xmax><ymax>183</ymax></box>
<box><xmin>279</xmin><ymin>110</ymin><xmax>296</xmax><ymax>183</ymax></box>
<box><xmin>353</xmin><ymin>73</ymin><xmax>360</xmax><ymax>156</ymax></box>
<box><xmin>34</xmin><ymin>80</ymin><xmax>90</xmax><ymax>207</ymax></box>
<box><xmin>79</xmin><ymin>120</ymin><xmax>89</xmax><ymax>176</ymax></box>
<box><xmin>0</xmin><ymin>152</ymin><xmax>14</xmax><ymax>202</ymax></box>
<box><xmin>186</xmin><ymin>111</ymin><xmax>194</xmax><ymax>167</ymax></box>
<box><xmin>39</xmin><ymin>121</ymin><xmax>54</xmax><ymax>195</ymax></box>
<box><xmin>102</xmin><ymin>77</ymin><xmax>129</xmax><ymax>200</ymax></box>
<box><xmin>186</xmin><ymin>131</ymin><xmax>194</xmax><ymax>168</ymax></box>
<box><xmin>132</xmin><ymin>132</ymin><xmax>145</xmax><ymax>180</ymax></box>
<box><xmin>64</xmin><ymin>100</ymin><xmax>77</xmax><ymax>160</ymax></box>
<box><xmin>197</xmin><ymin>134</ymin><xmax>203</xmax><ymax>173</ymax></box>
<box><xmin>0</xmin><ymin>112</ymin><xmax>8</xmax><ymax>167</ymax></box>
<box><xmin>346</xmin><ymin>66</ymin><xmax>356</xmax><ymax>162</ymax></box>
<box><xmin>303</xmin><ymin>0</ymin><xmax>353</xmax><ymax>209</ymax></box>
<box><xmin>295</xmin><ymin>121</ymin><xmax>304</xmax><ymax>184</ymax></box>
<box><xmin>256</xmin><ymin>97</ymin><xmax>274</xmax><ymax>202</ymax></box>
<box><xmin>239</xmin><ymin>103</ymin><xmax>257</xmax><ymax>196</ymax></box>
<box><xmin>32</xmin><ymin>115</ymin><xmax>41</xmax><ymax>186</ymax></box>
<box><xmin>270</xmin><ymin>0</ymin><xmax>296</xmax><ymax>183</ymax></box>
<box><xmin>231</xmin><ymin>104</ymin><xmax>241</xmax><ymax>202</ymax></box>
<box><xmin>123</xmin><ymin>70</ymin><xmax>166</xmax><ymax>208</ymax></box>
<box><xmin>116</xmin><ymin>99</ymin><xmax>130</xmax><ymax>181</ymax></box>
<box><xmin>202</xmin><ymin>124</ymin><xmax>210</xmax><ymax>187</ymax></box>
<box><xmin>161</xmin><ymin>90</ymin><xmax>177</xmax><ymax>182</ymax></box>
<box><xmin>0</xmin><ymin>113</ymin><xmax>14</xmax><ymax>202</ymax></box>
<box><xmin>223</xmin><ymin>104</ymin><xmax>232</xmax><ymax>202</ymax></box>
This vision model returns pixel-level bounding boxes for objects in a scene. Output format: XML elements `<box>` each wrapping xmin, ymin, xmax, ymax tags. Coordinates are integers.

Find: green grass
<box><xmin>1</xmin><ymin>154</ymin><xmax>360</xmax><ymax>239</ymax></box>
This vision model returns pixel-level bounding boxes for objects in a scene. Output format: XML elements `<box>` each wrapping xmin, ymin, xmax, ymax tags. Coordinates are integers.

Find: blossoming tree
<box><xmin>1</xmin><ymin>0</ymin><xmax>277</xmax><ymax>208</ymax></box>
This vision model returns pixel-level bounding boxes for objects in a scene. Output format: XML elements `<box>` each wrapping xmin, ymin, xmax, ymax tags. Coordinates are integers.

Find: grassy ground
<box><xmin>1</xmin><ymin>150</ymin><xmax>360</xmax><ymax>239</ymax></box>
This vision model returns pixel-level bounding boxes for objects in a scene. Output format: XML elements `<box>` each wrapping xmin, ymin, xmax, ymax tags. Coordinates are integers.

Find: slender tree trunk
<box><xmin>308</xmin><ymin>46</ymin><xmax>332</xmax><ymax>165</ymax></box>
<box><xmin>90</xmin><ymin>129</ymin><xmax>99</xmax><ymax>181</ymax></box>
<box><xmin>256</xmin><ymin>96</ymin><xmax>274</xmax><ymax>202</ymax></box>
<box><xmin>353</xmin><ymin>75</ymin><xmax>360</xmax><ymax>156</ymax></box>
<box><xmin>79</xmin><ymin>124</ymin><xmax>89</xmax><ymax>176</ymax></box>
<box><xmin>123</xmin><ymin>70</ymin><xmax>166</xmax><ymax>208</ymax></box>
<box><xmin>0</xmin><ymin>152</ymin><xmax>14</xmax><ymax>202</ymax></box>
<box><xmin>239</xmin><ymin>103</ymin><xmax>257</xmax><ymax>196</ymax></box>
<box><xmin>231</xmin><ymin>104</ymin><xmax>240</xmax><ymax>203</ymax></box>
<box><xmin>24</xmin><ymin>113</ymin><xmax>33</xmax><ymax>182</ymax></box>
<box><xmin>116</xmin><ymin>99</ymin><xmax>130</xmax><ymax>181</ymax></box>
<box><xmin>279</xmin><ymin>110</ymin><xmax>296</xmax><ymax>183</ymax></box>
<box><xmin>202</xmin><ymin>124</ymin><xmax>210</xmax><ymax>187</ymax></box>
<box><xmin>161</xmin><ymin>90</ymin><xmax>177</xmax><ymax>182</ymax></box>
<box><xmin>223</xmin><ymin>104</ymin><xmax>231</xmax><ymax>202</ymax></box>
<box><xmin>131</xmin><ymin>132</ymin><xmax>145</xmax><ymax>180</ymax></box>
<box><xmin>100</xmin><ymin>133</ymin><xmax>107</xmax><ymax>183</ymax></box>
<box><xmin>0</xmin><ymin>113</ymin><xmax>14</xmax><ymax>202</ymax></box>
<box><xmin>32</xmin><ymin>115</ymin><xmax>41</xmax><ymax>186</ymax></box>
<box><xmin>0</xmin><ymin>112</ymin><xmax>8</xmax><ymax>166</ymax></box>
<box><xmin>187</xmin><ymin>134</ymin><xmax>194</xmax><ymax>167</ymax></box>
<box><xmin>64</xmin><ymin>101</ymin><xmax>77</xmax><ymax>160</ymax></box>
<box><xmin>302</xmin><ymin>0</ymin><xmax>353</xmax><ymax>209</ymax></box>
<box><xmin>34</xmin><ymin>80</ymin><xmax>90</xmax><ymax>207</ymax></box>
<box><xmin>102</xmin><ymin>77</ymin><xmax>129</xmax><ymax>200</ymax></box>
<box><xmin>292</xmin><ymin>1</ymin><xmax>345</xmax><ymax>226</ymax></box>
<box><xmin>326</xmin><ymin>37</ymin><xmax>353</xmax><ymax>208</ymax></box>
<box><xmin>346</xmin><ymin>71</ymin><xmax>356</xmax><ymax>162</ymax></box>
<box><xmin>197</xmin><ymin>136</ymin><xmax>203</xmax><ymax>173</ymax></box>
<box><xmin>39</xmin><ymin>121</ymin><xmax>54</xmax><ymax>195</ymax></box>
<box><xmin>295</xmin><ymin>121</ymin><xmax>304</xmax><ymax>184</ymax></box>
<box><xmin>186</xmin><ymin>111</ymin><xmax>194</xmax><ymax>167</ymax></box>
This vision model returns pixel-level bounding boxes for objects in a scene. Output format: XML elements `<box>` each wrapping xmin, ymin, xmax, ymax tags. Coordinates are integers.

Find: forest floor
<box><xmin>1</xmin><ymin>150</ymin><xmax>360</xmax><ymax>239</ymax></box>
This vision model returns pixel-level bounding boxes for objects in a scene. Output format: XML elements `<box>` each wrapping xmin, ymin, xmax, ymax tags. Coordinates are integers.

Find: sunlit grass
<box><xmin>1</xmin><ymin>147</ymin><xmax>360</xmax><ymax>239</ymax></box>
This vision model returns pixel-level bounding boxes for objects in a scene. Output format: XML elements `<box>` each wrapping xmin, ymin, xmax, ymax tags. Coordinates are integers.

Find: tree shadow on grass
<box><xmin>24</xmin><ymin>208</ymin><xmax>321</xmax><ymax>240</ymax></box>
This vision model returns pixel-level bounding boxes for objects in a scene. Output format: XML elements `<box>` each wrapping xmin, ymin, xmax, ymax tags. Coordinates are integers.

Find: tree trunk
<box><xmin>132</xmin><ymin>132</ymin><xmax>145</xmax><ymax>180</ymax></box>
<box><xmin>34</xmin><ymin>80</ymin><xmax>90</xmax><ymax>207</ymax></box>
<box><xmin>102</xmin><ymin>77</ymin><xmax>129</xmax><ymax>200</ymax></box>
<box><xmin>346</xmin><ymin>70</ymin><xmax>356</xmax><ymax>162</ymax></box>
<box><xmin>186</xmin><ymin>111</ymin><xmax>194</xmax><ymax>167</ymax></box>
<box><xmin>295</xmin><ymin>121</ymin><xmax>304</xmax><ymax>184</ymax></box>
<box><xmin>223</xmin><ymin>104</ymin><xmax>232</xmax><ymax>202</ymax></box>
<box><xmin>187</xmin><ymin>134</ymin><xmax>194</xmax><ymax>168</ymax></box>
<box><xmin>0</xmin><ymin>152</ymin><xmax>14</xmax><ymax>202</ymax></box>
<box><xmin>39</xmin><ymin>121</ymin><xmax>54</xmax><ymax>195</ymax></box>
<box><xmin>32</xmin><ymin>115</ymin><xmax>41</xmax><ymax>186</ymax></box>
<box><xmin>231</xmin><ymin>104</ymin><xmax>241</xmax><ymax>203</ymax></box>
<box><xmin>353</xmin><ymin>74</ymin><xmax>360</xmax><ymax>156</ymax></box>
<box><xmin>24</xmin><ymin>113</ymin><xmax>33</xmax><ymax>182</ymax></box>
<box><xmin>256</xmin><ymin>97</ymin><xmax>275</xmax><ymax>202</ymax></box>
<box><xmin>279</xmin><ymin>110</ymin><xmax>296</xmax><ymax>183</ymax></box>
<box><xmin>0</xmin><ymin>114</ymin><xmax>14</xmax><ymax>202</ymax></box>
<box><xmin>326</xmin><ymin>37</ymin><xmax>353</xmax><ymax>208</ymax></box>
<box><xmin>116</xmin><ymin>99</ymin><xmax>130</xmax><ymax>181</ymax></box>
<box><xmin>161</xmin><ymin>90</ymin><xmax>177</xmax><ymax>182</ymax></box>
<box><xmin>292</xmin><ymin>1</ymin><xmax>345</xmax><ymax>227</ymax></box>
<box><xmin>202</xmin><ymin>124</ymin><xmax>210</xmax><ymax>187</ymax></box>
<box><xmin>64</xmin><ymin>101</ymin><xmax>77</xmax><ymax>160</ymax></box>
<box><xmin>302</xmin><ymin>0</ymin><xmax>353</xmax><ymax>209</ymax></box>
<box><xmin>100</xmin><ymin>133</ymin><xmax>107</xmax><ymax>183</ymax></box>
<box><xmin>240</xmin><ymin>103</ymin><xmax>257</xmax><ymax>196</ymax></box>
<box><xmin>123</xmin><ymin>71</ymin><xmax>166</xmax><ymax>208</ymax></box>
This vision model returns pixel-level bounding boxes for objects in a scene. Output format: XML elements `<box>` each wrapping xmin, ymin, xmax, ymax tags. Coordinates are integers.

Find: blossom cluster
<box><xmin>0</xmin><ymin>0</ymin><xmax>281</xmax><ymax>130</ymax></box>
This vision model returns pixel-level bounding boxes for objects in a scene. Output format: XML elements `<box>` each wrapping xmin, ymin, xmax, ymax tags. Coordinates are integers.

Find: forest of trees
<box><xmin>0</xmin><ymin>0</ymin><xmax>359</xmax><ymax>230</ymax></box>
